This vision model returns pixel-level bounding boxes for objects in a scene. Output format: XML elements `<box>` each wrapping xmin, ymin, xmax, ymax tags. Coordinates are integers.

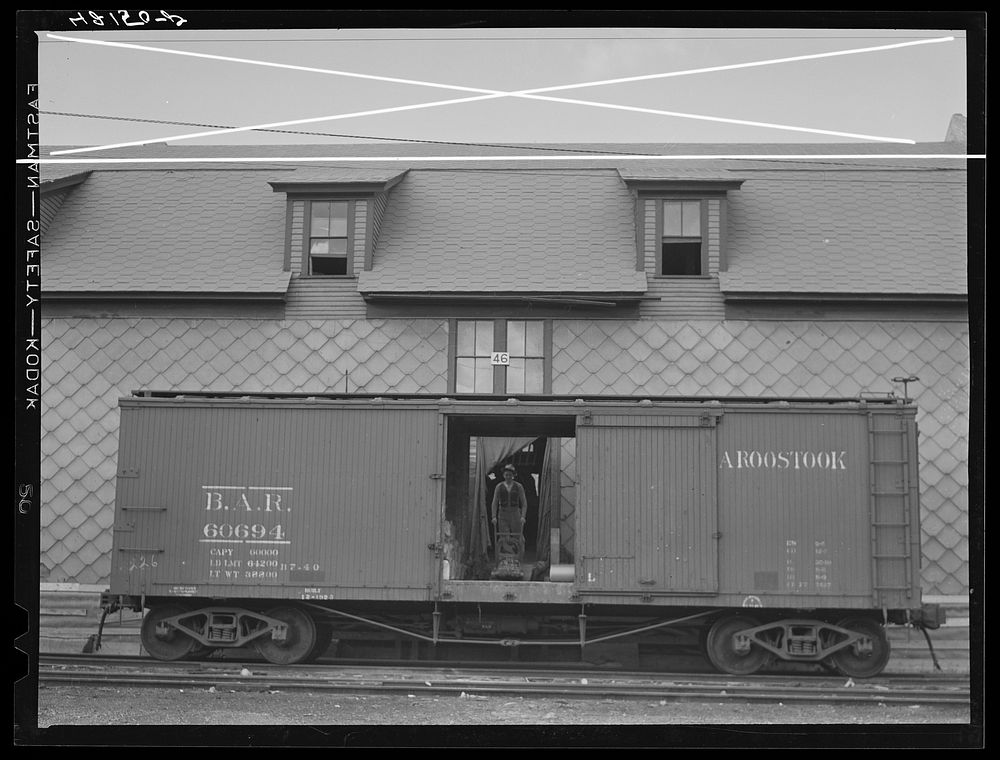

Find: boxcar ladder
<box><xmin>867</xmin><ymin>411</ymin><xmax>916</xmax><ymax>608</ymax></box>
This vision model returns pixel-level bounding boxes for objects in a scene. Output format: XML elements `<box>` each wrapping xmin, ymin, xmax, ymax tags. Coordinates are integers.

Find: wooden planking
<box><xmin>640</xmin><ymin>197</ymin><xmax>726</xmax><ymax>319</ymax></box>
<box><xmin>40</xmin><ymin>188</ymin><xmax>71</xmax><ymax>237</ymax></box>
<box><xmin>289</xmin><ymin>201</ymin><xmax>304</xmax><ymax>275</ymax></box>
<box><xmin>111</xmin><ymin>401</ymin><xmax>441</xmax><ymax>600</ymax></box>
<box><xmin>715</xmin><ymin>410</ymin><xmax>874</xmax><ymax>601</ymax></box>
<box><xmin>576</xmin><ymin>416</ymin><xmax>718</xmax><ymax>592</ymax></box>
<box><xmin>639</xmin><ymin>278</ymin><xmax>727</xmax><ymax>319</ymax></box>
<box><xmin>284</xmin><ymin>277</ymin><xmax>367</xmax><ymax>319</ymax></box>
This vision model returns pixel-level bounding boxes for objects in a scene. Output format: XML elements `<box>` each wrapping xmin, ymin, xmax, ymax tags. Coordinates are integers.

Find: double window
<box><xmin>305</xmin><ymin>200</ymin><xmax>353</xmax><ymax>276</ymax></box>
<box><xmin>453</xmin><ymin>319</ymin><xmax>550</xmax><ymax>395</ymax></box>
<box><xmin>659</xmin><ymin>199</ymin><xmax>706</xmax><ymax>276</ymax></box>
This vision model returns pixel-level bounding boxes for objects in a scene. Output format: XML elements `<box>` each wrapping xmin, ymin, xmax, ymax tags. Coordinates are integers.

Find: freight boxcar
<box><xmin>101</xmin><ymin>392</ymin><xmax>944</xmax><ymax>677</ymax></box>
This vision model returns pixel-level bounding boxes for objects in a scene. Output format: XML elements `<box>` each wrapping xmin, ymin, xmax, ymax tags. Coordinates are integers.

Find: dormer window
<box><xmin>268</xmin><ymin>169</ymin><xmax>408</xmax><ymax>279</ymax></box>
<box><xmin>307</xmin><ymin>200</ymin><xmax>352</xmax><ymax>276</ymax></box>
<box><xmin>660</xmin><ymin>199</ymin><xmax>705</xmax><ymax>276</ymax></box>
<box><xmin>618</xmin><ymin>170</ymin><xmax>744</xmax><ymax>281</ymax></box>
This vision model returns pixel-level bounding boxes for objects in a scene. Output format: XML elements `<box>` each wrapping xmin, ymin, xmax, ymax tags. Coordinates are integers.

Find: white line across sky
<box><xmin>21</xmin><ymin>155</ymin><xmax>980</xmax><ymax>165</ymax></box>
<box><xmin>45</xmin><ymin>33</ymin><xmax>956</xmax><ymax>154</ymax></box>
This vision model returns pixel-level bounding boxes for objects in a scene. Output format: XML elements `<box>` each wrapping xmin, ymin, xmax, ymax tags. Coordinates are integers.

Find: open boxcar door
<box><xmin>575</xmin><ymin>412</ymin><xmax>720</xmax><ymax>595</ymax></box>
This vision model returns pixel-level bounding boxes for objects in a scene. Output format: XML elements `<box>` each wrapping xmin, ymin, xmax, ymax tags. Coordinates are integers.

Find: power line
<box><xmin>40</xmin><ymin>111</ymin><xmax>964</xmax><ymax>173</ymax></box>
<box><xmin>39</xmin><ymin>110</ymin><xmax>662</xmax><ymax>156</ymax></box>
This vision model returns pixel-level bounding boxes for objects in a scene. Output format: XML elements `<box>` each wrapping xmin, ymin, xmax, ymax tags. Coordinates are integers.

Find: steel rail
<box><xmin>38</xmin><ymin>665</ymin><xmax>970</xmax><ymax>707</ymax></box>
<box><xmin>37</xmin><ymin>652</ymin><xmax>970</xmax><ymax>686</ymax></box>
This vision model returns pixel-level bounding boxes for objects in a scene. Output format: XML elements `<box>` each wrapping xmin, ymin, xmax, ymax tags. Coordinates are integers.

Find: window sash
<box><xmin>305</xmin><ymin>200</ymin><xmax>353</xmax><ymax>276</ymax></box>
<box><xmin>452</xmin><ymin>319</ymin><xmax>549</xmax><ymax>394</ymax></box>
<box><xmin>657</xmin><ymin>199</ymin><xmax>706</xmax><ymax>276</ymax></box>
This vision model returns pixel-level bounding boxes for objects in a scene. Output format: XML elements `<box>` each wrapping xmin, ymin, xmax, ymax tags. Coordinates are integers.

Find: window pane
<box><xmin>311</xmin><ymin>256</ymin><xmax>347</xmax><ymax>275</ymax></box>
<box><xmin>524</xmin><ymin>359</ymin><xmax>544</xmax><ymax>393</ymax></box>
<box><xmin>456</xmin><ymin>358</ymin><xmax>476</xmax><ymax>393</ymax></box>
<box><xmin>507</xmin><ymin>320</ymin><xmax>525</xmax><ymax>356</ymax></box>
<box><xmin>474</xmin><ymin>358</ymin><xmax>493</xmax><ymax>393</ymax></box>
<box><xmin>310</xmin><ymin>238</ymin><xmax>347</xmax><ymax>255</ymax></box>
<box><xmin>661</xmin><ymin>242</ymin><xmax>702</xmax><ymax>275</ymax></box>
<box><xmin>524</xmin><ymin>321</ymin><xmax>544</xmax><ymax>356</ymax></box>
<box><xmin>682</xmin><ymin>201</ymin><xmax>701</xmax><ymax>236</ymax></box>
<box><xmin>475</xmin><ymin>321</ymin><xmax>493</xmax><ymax>355</ymax></box>
<box><xmin>663</xmin><ymin>201</ymin><xmax>683</xmax><ymax>236</ymax></box>
<box><xmin>310</xmin><ymin>202</ymin><xmax>331</xmax><ymax>237</ymax></box>
<box><xmin>329</xmin><ymin>202</ymin><xmax>348</xmax><ymax>237</ymax></box>
<box><xmin>457</xmin><ymin>321</ymin><xmax>476</xmax><ymax>356</ymax></box>
<box><xmin>507</xmin><ymin>357</ymin><xmax>525</xmax><ymax>393</ymax></box>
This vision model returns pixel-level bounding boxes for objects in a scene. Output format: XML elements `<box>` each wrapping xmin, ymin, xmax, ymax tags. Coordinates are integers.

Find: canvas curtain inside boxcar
<box><xmin>466</xmin><ymin>437</ymin><xmax>560</xmax><ymax>574</ymax></box>
<box><xmin>469</xmin><ymin>437</ymin><xmax>535</xmax><ymax>564</ymax></box>
<box><xmin>535</xmin><ymin>440</ymin><xmax>555</xmax><ymax>564</ymax></box>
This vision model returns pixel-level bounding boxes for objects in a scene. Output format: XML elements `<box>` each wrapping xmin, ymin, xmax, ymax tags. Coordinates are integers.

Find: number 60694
<box><xmin>202</xmin><ymin>523</ymin><xmax>285</xmax><ymax>540</ymax></box>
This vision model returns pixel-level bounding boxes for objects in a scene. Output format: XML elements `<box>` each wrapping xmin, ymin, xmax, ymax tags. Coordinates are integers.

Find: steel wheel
<box><xmin>187</xmin><ymin>644</ymin><xmax>219</xmax><ymax>661</ymax></box>
<box><xmin>705</xmin><ymin>615</ymin><xmax>767</xmax><ymax>675</ymax></box>
<box><xmin>828</xmin><ymin>617</ymin><xmax>891</xmax><ymax>678</ymax></box>
<box><xmin>304</xmin><ymin>623</ymin><xmax>335</xmax><ymax>662</ymax></box>
<box><xmin>253</xmin><ymin>606</ymin><xmax>317</xmax><ymax>665</ymax></box>
<box><xmin>141</xmin><ymin>604</ymin><xmax>197</xmax><ymax>661</ymax></box>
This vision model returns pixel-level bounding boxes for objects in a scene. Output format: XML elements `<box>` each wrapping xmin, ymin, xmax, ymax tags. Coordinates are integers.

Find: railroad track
<box><xmin>36</xmin><ymin>654</ymin><xmax>970</xmax><ymax>707</ymax></box>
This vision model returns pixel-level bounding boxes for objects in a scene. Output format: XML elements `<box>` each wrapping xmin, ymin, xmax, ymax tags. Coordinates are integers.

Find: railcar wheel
<box><xmin>141</xmin><ymin>604</ymin><xmax>197</xmax><ymax>661</ymax></box>
<box><xmin>828</xmin><ymin>617</ymin><xmax>891</xmax><ymax>678</ymax></box>
<box><xmin>304</xmin><ymin>624</ymin><xmax>335</xmax><ymax>662</ymax></box>
<box><xmin>705</xmin><ymin>615</ymin><xmax>767</xmax><ymax>675</ymax></box>
<box><xmin>187</xmin><ymin>645</ymin><xmax>219</xmax><ymax>661</ymax></box>
<box><xmin>253</xmin><ymin>606</ymin><xmax>317</xmax><ymax>665</ymax></box>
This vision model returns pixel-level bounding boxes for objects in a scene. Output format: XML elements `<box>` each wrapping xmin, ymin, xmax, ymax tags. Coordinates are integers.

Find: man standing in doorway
<box><xmin>491</xmin><ymin>464</ymin><xmax>528</xmax><ymax>562</ymax></box>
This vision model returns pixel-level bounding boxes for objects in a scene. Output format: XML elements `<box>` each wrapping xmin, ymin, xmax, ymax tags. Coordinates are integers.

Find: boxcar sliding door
<box><xmin>575</xmin><ymin>413</ymin><xmax>719</xmax><ymax>594</ymax></box>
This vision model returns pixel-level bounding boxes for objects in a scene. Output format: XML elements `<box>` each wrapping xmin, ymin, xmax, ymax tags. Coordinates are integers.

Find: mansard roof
<box><xmin>38</xmin><ymin>141</ymin><xmax>968</xmax><ymax>300</ymax></box>
<box><xmin>40</xmin><ymin>164</ymin><xmax>292</xmax><ymax>296</ymax></box>
<box><xmin>720</xmin><ymin>164</ymin><xmax>967</xmax><ymax>297</ymax></box>
<box><xmin>357</xmin><ymin>167</ymin><xmax>647</xmax><ymax>295</ymax></box>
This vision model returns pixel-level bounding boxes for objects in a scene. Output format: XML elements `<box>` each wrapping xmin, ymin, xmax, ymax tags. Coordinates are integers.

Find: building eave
<box><xmin>43</xmin><ymin>290</ymin><xmax>288</xmax><ymax>302</ymax></box>
<box><xmin>268</xmin><ymin>171</ymin><xmax>408</xmax><ymax>196</ymax></box>
<box><xmin>39</xmin><ymin>171</ymin><xmax>93</xmax><ymax>194</ymax></box>
<box><xmin>721</xmin><ymin>291</ymin><xmax>968</xmax><ymax>304</ymax></box>
<box><xmin>362</xmin><ymin>292</ymin><xmax>653</xmax><ymax>308</ymax></box>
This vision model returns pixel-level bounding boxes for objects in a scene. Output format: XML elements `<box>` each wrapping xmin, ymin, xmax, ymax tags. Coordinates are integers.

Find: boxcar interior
<box><xmin>443</xmin><ymin>414</ymin><xmax>576</xmax><ymax>582</ymax></box>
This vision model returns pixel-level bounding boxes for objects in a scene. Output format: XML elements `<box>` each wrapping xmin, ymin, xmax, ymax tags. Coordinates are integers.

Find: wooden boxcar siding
<box><xmin>715</xmin><ymin>409</ymin><xmax>883</xmax><ymax>606</ymax></box>
<box><xmin>575</xmin><ymin>415</ymin><xmax>719</xmax><ymax>594</ymax></box>
<box><xmin>111</xmin><ymin>400</ymin><xmax>442</xmax><ymax>602</ymax></box>
<box><xmin>639</xmin><ymin>197</ymin><xmax>726</xmax><ymax>320</ymax></box>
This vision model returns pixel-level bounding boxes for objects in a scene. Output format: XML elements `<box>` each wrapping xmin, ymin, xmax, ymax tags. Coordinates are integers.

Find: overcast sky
<box><xmin>33</xmin><ymin>24</ymin><xmax>969</xmax><ymax>150</ymax></box>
